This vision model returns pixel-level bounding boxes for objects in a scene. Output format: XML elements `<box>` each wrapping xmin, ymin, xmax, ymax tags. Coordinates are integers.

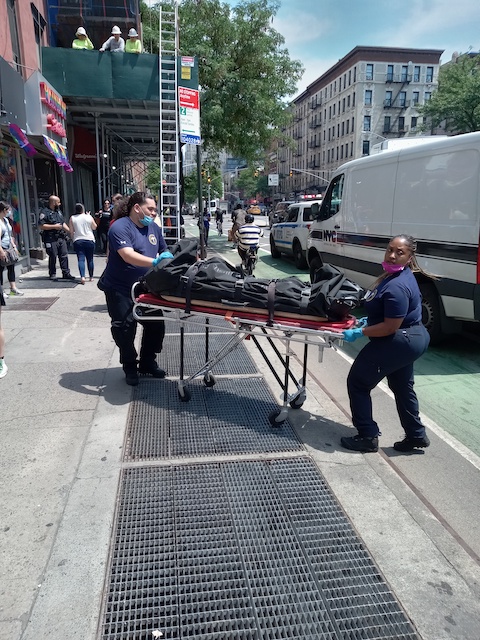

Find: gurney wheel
<box><xmin>289</xmin><ymin>393</ymin><xmax>306</xmax><ymax>410</ymax></box>
<box><xmin>268</xmin><ymin>408</ymin><xmax>287</xmax><ymax>427</ymax></box>
<box><xmin>178</xmin><ymin>385</ymin><xmax>191</xmax><ymax>402</ymax></box>
<box><xmin>203</xmin><ymin>373</ymin><xmax>216</xmax><ymax>387</ymax></box>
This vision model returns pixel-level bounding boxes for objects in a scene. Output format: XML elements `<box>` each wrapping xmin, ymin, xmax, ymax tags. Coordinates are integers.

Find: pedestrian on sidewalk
<box><xmin>0</xmin><ymin>201</ymin><xmax>23</xmax><ymax>296</ymax></box>
<box><xmin>340</xmin><ymin>235</ymin><xmax>434</xmax><ymax>453</ymax></box>
<box><xmin>0</xmin><ymin>284</ymin><xmax>6</xmax><ymax>378</ymax></box>
<box><xmin>38</xmin><ymin>195</ymin><xmax>76</xmax><ymax>281</ymax></box>
<box><xmin>95</xmin><ymin>198</ymin><xmax>112</xmax><ymax>253</ymax></box>
<box><xmin>69</xmin><ymin>203</ymin><xmax>96</xmax><ymax>284</ymax></box>
<box><xmin>99</xmin><ymin>192</ymin><xmax>173</xmax><ymax>386</ymax></box>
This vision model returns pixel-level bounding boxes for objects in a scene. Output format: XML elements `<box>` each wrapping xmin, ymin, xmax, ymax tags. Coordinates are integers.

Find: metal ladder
<box><xmin>158</xmin><ymin>1</ymin><xmax>181</xmax><ymax>244</ymax></box>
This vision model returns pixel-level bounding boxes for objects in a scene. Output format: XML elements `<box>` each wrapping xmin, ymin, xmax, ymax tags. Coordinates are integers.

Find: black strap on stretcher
<box><xmin>182</xmin><ymin>263</ymin><xmax>200</xmax><ymax>314</ymax></box>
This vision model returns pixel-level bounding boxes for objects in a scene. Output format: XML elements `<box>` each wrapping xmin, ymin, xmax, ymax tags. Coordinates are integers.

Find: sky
<box><xmin>269</xmin><ymin>0</ymin><xmax>480</xmax><ymax>96</ymax></box>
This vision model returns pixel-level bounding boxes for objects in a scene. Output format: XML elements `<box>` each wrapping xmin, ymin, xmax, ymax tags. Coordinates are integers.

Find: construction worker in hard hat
<box><xmin>99</xmin><ymin>26</ymin><xmax>125</xmax><ymax>53</ymax></box>
<box><xmin>72</xmin><ymin>26</ymin><xmax>94</xmax><ymax>50</ymax></box>
<box><xmin>125</xmin><ymin>28</ymin><xmax>142</xmax><ymax>54</ymax></box>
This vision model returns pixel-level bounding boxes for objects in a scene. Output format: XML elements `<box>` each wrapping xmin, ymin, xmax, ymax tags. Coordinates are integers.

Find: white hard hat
<box><xmin>128</xmin><ymin>28</ymin><xmax>138</xmax><ymax>37</ymax></box>
<box><xmin>111</xmin><ymin>25</ymin><xmax>122</xmax><ymax>35</ymax></box>
<box><xmin>76</xmin><ymin>26</ymin><xmax>87</xmax><ymax>36</ymax></box>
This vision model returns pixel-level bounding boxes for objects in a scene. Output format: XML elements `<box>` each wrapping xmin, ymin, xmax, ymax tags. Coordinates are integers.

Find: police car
<box><xmin>269</xmin><ymin>199</ymin><xmax>322</xmax><ymax>268</ymax></box>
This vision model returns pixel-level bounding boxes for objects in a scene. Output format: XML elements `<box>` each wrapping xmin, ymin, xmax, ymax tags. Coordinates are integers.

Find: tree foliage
<box><xmin>145</xmin><ymin>162</ymin><xmax>161</xmax><ymax>193</ymax></box>
<box><xmin>421</xmin><ymin>54</ymin><xmax>480</xmax><ymax>133</ymax></box>
<box><xmin>140</xmin><ymin>0</ymin><xmax>303</xmax><ymax>162</ymax></box>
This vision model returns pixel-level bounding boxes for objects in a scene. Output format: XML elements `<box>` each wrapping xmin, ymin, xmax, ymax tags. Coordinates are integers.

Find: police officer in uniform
<box><xmin>38</xmin><ymin>195</ymin><xmax>75</xmax><ymax>281</ymax></box>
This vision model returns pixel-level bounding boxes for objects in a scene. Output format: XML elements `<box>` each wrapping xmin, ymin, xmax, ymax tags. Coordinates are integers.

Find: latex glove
<box><xmin>356</xmin><ymin>316</ymin><xmax>368</xmax><ymax>328</ymax></box>
<box><xmin>152</xmin><ymin>251</ymin><xmax>174</xmax><ymax>267</ymax></box>
<box><xmin>342</xmin><ymin>328</ymin><xmax>364</xmax><ymax>342</ymax></box>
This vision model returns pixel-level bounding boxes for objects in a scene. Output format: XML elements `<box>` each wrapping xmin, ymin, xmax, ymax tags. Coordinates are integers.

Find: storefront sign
<box><xmin>179</xmin><ymin>86</ymin><xmax>201</xmax><ymax>145</ymax></box>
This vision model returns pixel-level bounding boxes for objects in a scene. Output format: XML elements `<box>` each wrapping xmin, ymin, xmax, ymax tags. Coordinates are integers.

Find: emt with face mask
<box><xmin>100</xmin><ymin>192</ymin><xmax>173</xmax><ymax>385</ymax></box>
<box><xmin>340</xmin><ymin>235</ymin><xmax>435</xmax><ymax>454</ymax></box>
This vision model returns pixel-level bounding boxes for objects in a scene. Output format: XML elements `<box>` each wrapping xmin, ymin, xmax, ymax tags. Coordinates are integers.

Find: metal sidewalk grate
<box><xmin>164</xmin><ymin>315</ymin><xmax>232</xmax><ymax>334</ymax></box>
<box><xmin>124</xmin><ymin>378</ymin><xmax>302</xmax><ymax>461</ymax></box>
<box><xmin>159</xmin><ymin>333</ymin><xmax>258</xmax><ymax>376</ymax></box>
<box><xmin>4</xmin><ymin>296</ymin><xmax>59</xmax><ymax>311</ymax></box>
<box><xmin>100</xmin><ymin>459</ymin><xmax>419</xmax><ymax>640</ymax></box>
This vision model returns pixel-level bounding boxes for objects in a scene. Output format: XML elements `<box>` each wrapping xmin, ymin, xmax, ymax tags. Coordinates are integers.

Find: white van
<box><xmin>307</xmin><ymin>132</ymin><xmax>480</xmax><ymax>343</ymax></box>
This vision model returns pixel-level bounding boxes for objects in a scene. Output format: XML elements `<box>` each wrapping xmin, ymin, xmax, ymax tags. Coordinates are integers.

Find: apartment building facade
<box><xmin>278</xmin><ymin>46</ymin><xmax>443</xmax><ymax>198</ymax></box>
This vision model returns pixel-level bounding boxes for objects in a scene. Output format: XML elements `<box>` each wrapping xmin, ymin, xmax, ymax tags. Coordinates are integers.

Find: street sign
<box><xmin>179</xmin><ymin>86</ymin><xmax>201</xmax><ymax>145</ymax></box>
<box><xmin>268</xmin><ymin>173</ymin><xmax>279</xmax><ymax>186</ymax></box>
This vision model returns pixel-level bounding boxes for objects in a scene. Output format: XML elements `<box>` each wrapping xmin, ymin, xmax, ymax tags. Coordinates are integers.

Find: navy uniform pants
<box><xmin>45</xmin><ymin>237</ymin><xmax>71</xmax><ymax>277</ymax></box>
<box><xmin>105</xmin><ymin>288</ymin><xmax>165</xmax><ymax>368</ymax></box>
<box><xmin>347</xmin><ymin>324</ymin><xmax>430</xmax><ymax>439</ymax></box>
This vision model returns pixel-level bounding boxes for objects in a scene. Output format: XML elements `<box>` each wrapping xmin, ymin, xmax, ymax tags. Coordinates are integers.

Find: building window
<box><xmin>342</xmin><ymin>97</ymin><xmax>345</xmax><ymax>112</ymax></box>
<box><xmin>411</xmin><ymin>116</ymin><xmax>418</xmax><ymax>130</ymax></box>
<box><xmin>329</xmin><ymin>105</ymin><xmax>332</xmax><ymax>119</ymax></box>
<box><xmin>352</xmin><ymin>92</ymin><xmax>356</xmax><ymax>107</ymax></box>
<box><xmin>354</xmin><ymin>66</ymin><xmax>356</xmax><ymax>82</ymax></box>
<box><xmin>425</xmin><ymin>91</ymin><xmax>432</xmax><ymax>102</ymax></box>
<box><xmin>362</xmin><ymin>140</ymin><xmax>370</xmax><ymax>156</ymax></box>
<box><xmin>363</xmin><ymin>115</ymin><xmax>371</xmax><ymax>132</ymax></box>
<box><xmin>401</xmin><ymin>65</ymin><xmax>409</xmax><ymax>82</ymax></box>
<box><xmin>347</xmin><ymin>94</ymin><xmax>350</xmax><ymax>107</ymax></box>
<box><xmin>333</xmin><ymin>103</ymin><xmax>335</xmax><ymax>116</ymax></box>
<box><xmin>366</xmin><ymin>63</ymin><xmax>374</xmax><ymax>81</ymax></box>
<box><xmin>399</xmin><ymin>91</ymin><xmax>407</xmax><ymax>107</ymax></box>
<box><xmin>337</xmin><ymin>123</ymin><xmax>340</xmax><ymax>137</ymax></box>
<box><xmin>346</xmin><ymin>119</ymin><xmax>349</xmax><ymax>134</ymax></box>
<box><xmin>7</xmin><ymin>0</ymin><xmax>21</xmax><ymax>71</ymax></box>
<box><xmin>350</xmin><ymin>141</ymin><xmax>353</xmax><ymax>156</ymax></box>
<box><xmin>31</xmin><ymin>3</ymin><xmax>47</xmax><ymax>71</ymax></box>
<box><xmin>343</xmin><ymin>73</ymin><xmax>346</xmax><ymax>89</ymax></box>
<box><xmin>412</xmin><ymin>91</ymin><xmax>419</xmax><ymax>105</ymax></box>
<box><xmin>341</xmin><ymin>121</ymin><xmax>345</xmax><ymax>136</ymax></box>
<box><xmin>385</xmin><ymin>90</ymin><xmax>392</xmax><ymax>107</ymax></box>
<box><xmin>364</xmin><ymin>89</ymin><xmax>372</xmax><ymax>106</ymax></box>
<box><xmin>398</xmin><ymin>116</ymin><xmax>405</xmax><ymax>131</ymax></box>
<box><xmin>348</xmin><ymin>69</ymin><xmax>351</xmax><ymax>85</ymax></box>
<box><xmin>384</xmin><ymin>116</ymin><xmax>391</xmax><ymax>133</ymax></box>
<box><xmin>351</xmin><ymin>116</ymin><xmax>354</xmax><ymax>132</ymax></box>
<box><xmin>426</xmin><ymin>66</ymin><xmax>434</xmax><ymax>82</ymax></box>
<box><xmin>340</xmin><ymin>145</ymin><xmax>344</xmax><ymax>160</ymax></box>
<box><xmin>413</xmin><ymin>65</ymin><xmax>420</xmax><ymax>82</ymax></box>
<box><xmin>387</xmin><ymin>64</ymin><xmax>394</xmax><ymax>82</ymax></box>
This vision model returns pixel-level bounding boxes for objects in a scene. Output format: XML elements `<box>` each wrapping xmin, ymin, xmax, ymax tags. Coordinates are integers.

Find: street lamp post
<box><xmin>290</xmin><ymin>168</ymin><xmax>330</xmax><ymax>184</ymax></box>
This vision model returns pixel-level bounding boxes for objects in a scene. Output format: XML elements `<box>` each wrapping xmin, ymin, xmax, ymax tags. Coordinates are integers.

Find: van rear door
<box><xmin>311</xmin><ymin>173</ymin><xmax>346</xmax><ymax>270</ymax></box>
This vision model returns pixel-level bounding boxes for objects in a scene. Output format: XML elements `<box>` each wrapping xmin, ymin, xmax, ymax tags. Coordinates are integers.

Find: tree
<box><xmin>141</xmin><ymin>0</ymin><xmax>303</xmax><ymax>162</ymax></box>
<box><xmin>421</xmin><ymin>54</ymin><xmax>480</xmax><ymax>133</ymax></box>
<box><xmin>145</xmin><ymin>162</ymin><xmax>161</xmax><ymax>193</ymax></box>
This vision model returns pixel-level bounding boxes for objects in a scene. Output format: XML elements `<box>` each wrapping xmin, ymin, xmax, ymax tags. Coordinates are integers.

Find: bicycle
<box><xmin>241</xmin><ymin>245</ymin><xmax>258</xmax><ymax>276</ymax></box>
<box><xmin>216</xmin><ymin>219</ymin><xmax>223</xmax><ymax>235</ymax></box>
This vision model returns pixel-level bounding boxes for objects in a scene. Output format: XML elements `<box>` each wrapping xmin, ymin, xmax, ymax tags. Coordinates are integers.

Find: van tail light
<box><xmin>306</xmin><ymin>224</ymin><xmax>311</xmax><ymax>230</ymax></box>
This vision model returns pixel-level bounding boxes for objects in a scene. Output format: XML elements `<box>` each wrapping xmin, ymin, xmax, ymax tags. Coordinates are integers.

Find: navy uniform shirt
<box><xmin>103</xmin><ymin>217</ymin><xmax>167</xmax><ymax>295</ymax></box>
<box><xmin>38</xmin><ymin>207</ymin><xmax>66</xmax><ymax>242</ymax></box>
<box><xmin>364</xmin><ymin>267</ymin><xmax>422</xmax><ymax>329</ymax></box>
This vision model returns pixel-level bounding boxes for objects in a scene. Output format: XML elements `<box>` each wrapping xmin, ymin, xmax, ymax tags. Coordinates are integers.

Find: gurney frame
<box><xmin>132</xmin><ymin>290</ymin><xmax>350</xmax><ymax>426</ymax></box>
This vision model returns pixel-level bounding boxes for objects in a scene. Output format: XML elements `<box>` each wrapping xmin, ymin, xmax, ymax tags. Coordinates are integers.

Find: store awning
<box><xmin>43</xmin><ymin>135</ymin><xmax>73</xmax><ymax>172</ymax></box>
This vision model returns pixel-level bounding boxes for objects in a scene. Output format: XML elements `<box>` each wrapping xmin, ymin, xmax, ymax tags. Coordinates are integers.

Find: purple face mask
<box><xmin>382</xmin><ymin>261</ymin><xmax>405</xmax><ymax>274</ymax></box>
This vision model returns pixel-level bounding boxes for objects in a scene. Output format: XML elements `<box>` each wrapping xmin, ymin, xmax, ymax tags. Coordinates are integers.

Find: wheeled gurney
<box><xmin>132</xmin><ymin>288</ymin><xmax>354</xmax><ymax>426</ymax></box>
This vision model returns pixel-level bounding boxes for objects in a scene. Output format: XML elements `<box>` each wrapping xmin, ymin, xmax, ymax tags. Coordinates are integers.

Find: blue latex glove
<box><xmin>342</xmin><ymin>328</ymin><xmax>364</xmax><ymax>342</ymax></box>
<box><xmin>152</xmin><ymin>251</ymin><xmax>174</xmax><ymax>267</ymax></box>
<box><xmin>356</xmin><ymin>316</ymin><xmax>368</xmax><ymax>328</ymax></box>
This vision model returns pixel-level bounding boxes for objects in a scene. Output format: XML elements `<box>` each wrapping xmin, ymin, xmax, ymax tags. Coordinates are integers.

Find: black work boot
<box><xmin>123</xmin><ymin>362</ymin><xmax>139</xmax><ymax>386</ymax></box>
<box><xmin>138</xmin><ymin>360</ymin><xmax>166</xmax><ymax>378</ymax></box>
<box><xmin>341</xmin><ymin>434</ymin><xmax>379</xmax><ymax>453</ymax></box>
<box><xmin>394</xmin><ymin>435</ymin><xmax>430</xmax><ymax>452</ymax></box>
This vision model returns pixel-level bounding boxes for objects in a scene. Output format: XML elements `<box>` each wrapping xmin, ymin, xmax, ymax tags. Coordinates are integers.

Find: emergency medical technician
<box><xmin>38</xmin><ymin>195</ymin><xmax>75</xmax><ymax>281</ymax></box>
<box><xmin>100</xmin><ymin>192</ymin><xmax>173</xmax><ymax>386</ymax></box>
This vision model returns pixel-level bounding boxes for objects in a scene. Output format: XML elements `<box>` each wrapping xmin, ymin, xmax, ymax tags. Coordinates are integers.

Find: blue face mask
<box><xmin>139</xmin><ymin>214</ymin><xmax>154</xmax><ymax>226</ymax></box>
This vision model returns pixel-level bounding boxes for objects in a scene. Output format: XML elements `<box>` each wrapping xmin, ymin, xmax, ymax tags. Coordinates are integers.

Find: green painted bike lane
<box><xmin>187</xmin><ymin>219</ymin><xmax>480</xmax><ymax>458</ymax></box>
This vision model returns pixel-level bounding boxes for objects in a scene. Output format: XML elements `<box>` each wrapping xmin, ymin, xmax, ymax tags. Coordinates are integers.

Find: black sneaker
<box><xmin>62</xmin><ymin>274</ymin><xmax>76</xmax><ymax>281</ymax></box>
<box><xmin>341</xmin><ymin>435</ymin><xmax>379</xmax><ymax>453</ymax></box>
<box><xmin>138</xmin><ymin>361</ymin><xmax>166</xmax><ymax>378</ymax></box>
<box><xmin>123</xmin><ymin>363</ymin><xmax>139</xmax><ymax>386</ymax></box>
<box><xmin>394</xmin><ymin>435</ymin><xmax>430</xmax><ymax>452</ymax></box>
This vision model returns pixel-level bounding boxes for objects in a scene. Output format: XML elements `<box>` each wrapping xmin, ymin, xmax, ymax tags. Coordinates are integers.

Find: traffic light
<box><xmin>289</xmin><ymin>170</ymin><xmax>293</xmax><ymax>177</ymax></box>
<box><xmin>201</xmin><ymin>169</ymin><xmax>206</xmax><ymax>178</ymax></box>
<box><xmin>254</xmin><ymin>169</ymin><xmax>259</xmax><ymax>177</ymax></box>
<box><xmin>207</xmin><ymin>176</ymin><xmax>211</xmax><ymax>184</ymax></box>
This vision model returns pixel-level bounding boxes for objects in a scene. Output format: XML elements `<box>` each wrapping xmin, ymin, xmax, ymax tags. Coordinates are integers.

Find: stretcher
<box><xmin>132</xmin><ymin>288</ymin><xmax>354</xmax><ymax>426</ymax></box>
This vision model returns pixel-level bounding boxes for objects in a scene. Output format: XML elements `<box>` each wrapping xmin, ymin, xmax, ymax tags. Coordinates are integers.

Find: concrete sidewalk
<box><xmin>1</xmin><ymin>256</ymin><xmax>479</xmax><ymax>640</ymax></box>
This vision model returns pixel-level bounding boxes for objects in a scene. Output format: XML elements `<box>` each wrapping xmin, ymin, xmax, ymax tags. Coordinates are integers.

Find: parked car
<box><xmin>270</xmin><ymin>201</ymin><xmax>319</xmax><ymax>268</ymax></box>
<box><xmin>268</xmin><ymin>200</ymin><xmax>295</xmax><ymax>228</ymax></box>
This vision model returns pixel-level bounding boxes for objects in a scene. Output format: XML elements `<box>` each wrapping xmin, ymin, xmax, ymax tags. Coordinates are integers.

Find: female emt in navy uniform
<box><xmin>100</xmin><ymin>192</ymin><xmax>173</xmax><ymax>386</ymax></box>
<box><xmin>340</xmin><ymin>235</ymin><xmax>434</xmax><ymax>453</ymax></box>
